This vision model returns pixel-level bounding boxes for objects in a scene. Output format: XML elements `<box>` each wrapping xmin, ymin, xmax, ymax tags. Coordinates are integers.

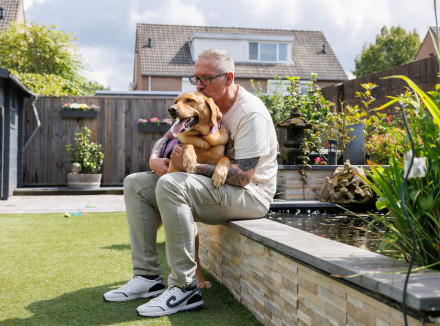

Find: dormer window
<box><xmin>189</xmin><ymin>32</ymin><xmax>293</xmax><ymax>64</ymax></box>
<box><xmin>249</xmin><ymin>42</ymin><xmax>289</xmax><ymax>63</ymax></box>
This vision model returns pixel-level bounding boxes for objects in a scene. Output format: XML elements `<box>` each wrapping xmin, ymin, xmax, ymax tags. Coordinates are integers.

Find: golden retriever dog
<box><xmin>159</xmin><ymin>91</ymin><xmax>230</xmax><ymax>289</ymax></box>
<box><xmin>167</xmin><ymin>91</ymin><xmax>230</xmax><ymax>186</ymax></box>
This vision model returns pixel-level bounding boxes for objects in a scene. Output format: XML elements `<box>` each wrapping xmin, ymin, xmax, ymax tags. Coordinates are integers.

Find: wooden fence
<box><xmin>321</xmin><ymin>56</ymin><xmax>439</xmax><ymax>112</ymax></box>
<box><xmin>23</xmin><ymin>95</ymin><xmax>175</xmax><ymax>186</ymax></box>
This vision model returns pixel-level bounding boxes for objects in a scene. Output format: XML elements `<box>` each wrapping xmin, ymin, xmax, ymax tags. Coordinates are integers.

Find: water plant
<box><xmin>360</xmin><ymin>76</ymin><xmax>440</xmax><ymax>269</ymax></box>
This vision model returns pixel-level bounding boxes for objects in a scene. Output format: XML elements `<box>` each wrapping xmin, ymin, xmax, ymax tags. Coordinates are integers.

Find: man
<box><xmin>103</xmin><ymin>49</ymin><xmax>278</xmax><ymax>317</ymax></box>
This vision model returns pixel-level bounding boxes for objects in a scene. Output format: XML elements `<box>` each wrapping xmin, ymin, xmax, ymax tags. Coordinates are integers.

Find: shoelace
<box><xmin>117</xmin><ymin>276</ymin><xmax>140</xmax><ymax>290</ymax></box>
<box><xmin>149</xmin><ymin>286</ymin><xmax>180</xmax><ymax>303</ymax></box>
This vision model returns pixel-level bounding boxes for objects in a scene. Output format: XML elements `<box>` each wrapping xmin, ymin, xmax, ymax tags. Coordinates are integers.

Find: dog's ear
<box><xmin>205</xmin><ymin>97</ymin><xmax>222</xmax><ymax>126</ymax></box>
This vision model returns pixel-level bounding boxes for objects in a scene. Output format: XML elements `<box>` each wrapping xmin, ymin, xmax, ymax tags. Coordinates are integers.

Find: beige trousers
<box><xmin>124</xmin><ymin>171</ymin><xmax>270</xmax><ymax>289</ymax></box>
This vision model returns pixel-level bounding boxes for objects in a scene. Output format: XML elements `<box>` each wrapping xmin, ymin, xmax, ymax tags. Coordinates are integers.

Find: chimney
<box><xmin>148</xmin><ymin>38</ymin><xmax>152</xmax><ymax>48</ymax></box>
<box><xmin>0</xmin><ymin>7</ymin><xmax>4</xmax><ymax>19</ymax></box>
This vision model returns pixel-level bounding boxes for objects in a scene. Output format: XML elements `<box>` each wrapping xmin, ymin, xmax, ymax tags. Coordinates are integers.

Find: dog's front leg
<box><xmin>182</xmin><ymin>144</ymin><xmax>197</xmax><ymax>173</ymax></box>
<box><xmin>212</xmin><ymin>156</ymin><xmax>230</xmax><ymax>187</ymax></box>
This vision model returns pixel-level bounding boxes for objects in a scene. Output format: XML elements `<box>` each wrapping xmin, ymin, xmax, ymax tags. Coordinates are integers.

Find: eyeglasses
<box><xmin>189</xmin><ymin>73</ymin><xmax>227</xmax><ymax>86</ymax></box>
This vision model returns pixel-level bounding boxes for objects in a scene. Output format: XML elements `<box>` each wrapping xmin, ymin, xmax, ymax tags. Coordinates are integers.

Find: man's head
<box><xmin>192</xmin><ymin>49</ymin><xmax>235</xmax><ymax>108</ymax></box>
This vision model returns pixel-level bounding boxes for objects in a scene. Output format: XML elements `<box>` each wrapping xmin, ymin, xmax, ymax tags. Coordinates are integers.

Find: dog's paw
<box><xmin>183</xmin><ymin>152</ymin><xmax>197</xmax><ymax>173</ymax></box>
<box><xmin>212</xmin><ymin>168</ymin><xmax>228</xmax><ymax>187</ymax></box>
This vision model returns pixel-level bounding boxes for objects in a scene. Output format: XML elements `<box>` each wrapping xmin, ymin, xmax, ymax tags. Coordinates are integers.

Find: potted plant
<box><xmin>137</xmin><ymin>117</ymin><xmax>173</xmax><ymax>132</ymax></box>
<box><xmin>65</xmin><ymin>127</ymin><xmax>104</xmax><ymax>189</ymax></box>
<box><xmin>60</xmin><ymin>102</ymin><xmax>100</xmax><ymax>118</ymax></box>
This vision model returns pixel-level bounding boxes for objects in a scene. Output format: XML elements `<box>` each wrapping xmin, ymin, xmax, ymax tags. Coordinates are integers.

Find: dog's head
<box><xmin>168</xmin><ymin>91</ymin><xmax>222</xmax><ymax>136</ymax></box>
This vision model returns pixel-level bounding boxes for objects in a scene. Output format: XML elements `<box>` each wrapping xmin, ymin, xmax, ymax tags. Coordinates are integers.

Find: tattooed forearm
<box><xmin>226</xmin><ymin>157</ymin><xmax>259</xmax><ymax>186</ymax></box>
<box><xmin>151</xmin><ymin>132</ymin><xmax>173</xmax><ymax>157</ymax></box>
<box><xmin>196</xmin><ymin>164</ymin><xmax>216</xmax><ymax>177</ymax></box>
<box><xmin>196</xmin><ymin>157</ymin><xmax>260</xmax><ymax>187</ymax></box>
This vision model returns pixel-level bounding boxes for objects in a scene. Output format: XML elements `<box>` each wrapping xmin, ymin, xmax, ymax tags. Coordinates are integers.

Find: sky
<box><xmin>22</xmin><ymin>0</ymin><xmax>438</xmax><ymax>91</ymax></box>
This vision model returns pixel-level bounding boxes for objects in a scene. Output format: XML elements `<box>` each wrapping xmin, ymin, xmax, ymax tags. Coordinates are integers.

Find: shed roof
<box><xmin>136</xmin><ymin>24</ymin><xmax>348</xmax><ymax>81</ymax></box>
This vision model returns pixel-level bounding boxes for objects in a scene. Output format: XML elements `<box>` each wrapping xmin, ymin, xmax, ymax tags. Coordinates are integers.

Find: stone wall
<box><xmin>198</xmin><ymin>219</ymin><xmax>440</xmax><ymax>326</ymax></box>
<box><xmin>277</xmin><ymin>166</ymin><xmax>337</xmax><ymax>201</ymax></box>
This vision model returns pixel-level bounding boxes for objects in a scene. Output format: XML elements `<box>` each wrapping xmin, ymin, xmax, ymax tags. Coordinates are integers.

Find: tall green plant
<box><xmin>359</xmin><ymin>77</ymin><xmax>440</xmax><ymax>269</ymax></box>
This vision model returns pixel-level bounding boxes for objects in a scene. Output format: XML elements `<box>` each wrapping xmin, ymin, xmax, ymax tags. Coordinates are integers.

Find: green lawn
<box><xmin>0</xmin><ymin>212</ymin><xmax>261</xmax><ymax>326</ymax></box>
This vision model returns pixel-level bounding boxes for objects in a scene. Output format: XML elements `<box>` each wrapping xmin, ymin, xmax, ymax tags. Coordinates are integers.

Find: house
<box><xmin>0</xmin><ymin>0</ymin><xmax>25</xmax><ymax>32</ymax></box>
<box><xmin>414</xmin><ymin>27</ymin><xmax>438</xmax><ymax>61</ymax></box>
<box><xmin>132</xmin><ymin>24</ymin><xmax>348</xmax><ymax>94</ymax></box>
<box><xmin>0</xmin><ymin>68</ymin><xmax>36</xmax><ymax>200</ymax></box>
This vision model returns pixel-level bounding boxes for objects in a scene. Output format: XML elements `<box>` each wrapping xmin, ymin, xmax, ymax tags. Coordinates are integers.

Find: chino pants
<box><xmin>124</xmin><ymin>171</ymin><xmax>271</xmax><ymax>289</ymax></box>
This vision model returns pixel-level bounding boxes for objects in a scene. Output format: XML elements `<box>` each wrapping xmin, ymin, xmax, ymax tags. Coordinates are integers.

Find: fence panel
<box><xmin>23</xmin><ymin>95</ymin><xmax>175</xmax><ymax>186</ymax></box>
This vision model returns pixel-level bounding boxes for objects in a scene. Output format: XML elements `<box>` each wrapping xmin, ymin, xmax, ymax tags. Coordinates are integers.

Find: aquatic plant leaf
<box><xmin>383</xmin><ymin>75</ymin><xmax>440</xmax><ymax>128</ymax></box>
<box><xmin>418</xmin><ymin>194</ymin><xmax>434</xmax><ymax>211</ymax></box>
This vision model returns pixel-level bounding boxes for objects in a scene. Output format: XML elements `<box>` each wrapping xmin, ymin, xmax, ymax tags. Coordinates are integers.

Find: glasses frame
<box><xmin>189</xmin><ymin>73</ymin><xmax>227</xmax><ymax>86</ymax></box>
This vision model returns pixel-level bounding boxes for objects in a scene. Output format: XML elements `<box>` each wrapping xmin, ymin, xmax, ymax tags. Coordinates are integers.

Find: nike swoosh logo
<box><xmin>166</xmin><ymin>290</ymin><xmax>195</xmax><ymax>308</ymax></box>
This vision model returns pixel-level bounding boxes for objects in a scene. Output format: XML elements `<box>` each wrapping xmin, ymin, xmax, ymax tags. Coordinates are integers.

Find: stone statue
<box><xmin>319</xmin><ymin>161</ymin><xmax>373</xmax><ymax>204</ymax></box>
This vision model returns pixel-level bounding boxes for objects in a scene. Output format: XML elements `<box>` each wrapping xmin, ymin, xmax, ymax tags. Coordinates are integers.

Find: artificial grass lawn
<box><xmin>0</xmin><ymin>212</ymin><xmax>261</xmax><ymax>326</ymax></box>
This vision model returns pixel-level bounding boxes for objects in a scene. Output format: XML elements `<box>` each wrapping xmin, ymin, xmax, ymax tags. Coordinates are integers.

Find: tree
<box><xmin>0</xmin><ymin>21</ymin><xmax>107</xmax><ymax>95</ymax></box>
<box><xmin>353</xmin><ymin>26</ymin><xmax>420</xmax><ymax>77</ymax></box>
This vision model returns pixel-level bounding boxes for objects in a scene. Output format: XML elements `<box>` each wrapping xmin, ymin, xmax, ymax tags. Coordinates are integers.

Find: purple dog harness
<box><xmin>159</xmin><ymin>121</ymin><xmax>222</xmax><ymax>159</ymax></box>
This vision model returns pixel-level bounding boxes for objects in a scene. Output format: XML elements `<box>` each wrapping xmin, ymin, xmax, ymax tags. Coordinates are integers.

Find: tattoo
<box><xmin>196</xmin><ymin>157</ymin><xmax>260</xmax><ymax>187</ymax></box>
<box><xmin>197</xmin><ymin>164</ymin><xmax>216</xmax><ymax>177</ymax></box>
<box><xmin>236</xmin><ymin>157</ymin><xmax>259</xmax><ymax>172</ymax></box>
<box><xmin>151</xmin><ymin>132</ymin><xmax>173</xmax><ymax>157</ymax></box>
<box><xmin>226</xmin><ymin>157</ymin><xmax>259</xmax><ymax>186</ymax></box>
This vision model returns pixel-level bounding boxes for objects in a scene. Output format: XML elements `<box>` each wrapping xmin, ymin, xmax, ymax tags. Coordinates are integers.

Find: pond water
<box><xmin>266</xmin><ymin>209</ymin><xmax>385</xmax><ymax>254</ymax></box>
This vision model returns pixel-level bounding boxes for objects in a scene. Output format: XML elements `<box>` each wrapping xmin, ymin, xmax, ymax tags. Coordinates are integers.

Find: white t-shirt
<box><xmin>221</xmin><ymin>86</ymin><xmax>278</xmax><ymax>206</ymax></box>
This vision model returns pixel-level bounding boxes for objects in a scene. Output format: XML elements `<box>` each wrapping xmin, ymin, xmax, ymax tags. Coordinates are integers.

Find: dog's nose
<box><xmin>168</xmin><ymin>106</ymin><xmax>178</xmax><ymax>118</ymax></box>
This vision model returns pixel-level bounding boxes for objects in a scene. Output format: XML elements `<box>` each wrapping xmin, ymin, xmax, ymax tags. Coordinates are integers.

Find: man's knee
<box><xmin>155</xmin><ymin>173</ymin><xmax>186</xmax><ymax>201</ymax></box>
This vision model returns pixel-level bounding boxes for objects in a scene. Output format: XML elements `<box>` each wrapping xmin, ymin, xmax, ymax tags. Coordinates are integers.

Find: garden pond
<box><xmin>266</xmin><ymin>209</ymin><xmax>388</xmax><ymax>255</ymax></box>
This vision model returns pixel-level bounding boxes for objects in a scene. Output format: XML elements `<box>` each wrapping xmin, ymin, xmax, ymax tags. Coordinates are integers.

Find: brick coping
<box><xmin>227</xmin><ymin>218</ymin><xmax>440</xmax><ymax>313</ymax></box>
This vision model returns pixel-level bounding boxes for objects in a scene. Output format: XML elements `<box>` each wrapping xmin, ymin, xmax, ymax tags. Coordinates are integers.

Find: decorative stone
<box><xmin>70</xmin><ymin>162</ymin><xmax>81</xmax><ymax>174</ymax></box>
<box><xmin>319</xmin><ymin>161</ymin><xmax>373</xmax><ymax>203</ymax></box>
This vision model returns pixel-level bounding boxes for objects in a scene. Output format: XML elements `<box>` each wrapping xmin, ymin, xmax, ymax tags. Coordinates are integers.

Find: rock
<box><xmin>319</xmin><ymin>161</ymin><xmax>373</xmax><ymax>204</ymax></box>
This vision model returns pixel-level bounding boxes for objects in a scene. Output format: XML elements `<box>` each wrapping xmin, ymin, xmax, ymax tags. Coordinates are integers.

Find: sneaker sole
<box><xmin>137</xmin><ymin>302</ymin><xmax>204</xmax><ymax>317</ymax></box>
<box><xmin>103</xmin><ymin>288</ymin><xmax>165</xmax><ymax>302</ymax></box>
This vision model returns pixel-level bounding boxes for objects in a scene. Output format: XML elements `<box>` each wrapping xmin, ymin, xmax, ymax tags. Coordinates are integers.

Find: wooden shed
<box><xmin>0</xmin><ymin>68</ymin><xmax>37</xmax><ymax>200</ymax></box>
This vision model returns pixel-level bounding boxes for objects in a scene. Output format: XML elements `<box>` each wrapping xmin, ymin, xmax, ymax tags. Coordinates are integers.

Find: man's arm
<box><xmin>149</xmin><ymin>131</ymin><xmax>173</xmax><ymax>177</ymax></box>
<box><xmin>195</xmin><ymin>157</ymin><xmax>259</xmax><ymax>187</ymax></box>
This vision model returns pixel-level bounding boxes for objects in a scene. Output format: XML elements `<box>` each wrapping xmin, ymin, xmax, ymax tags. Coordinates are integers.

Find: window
<box><xmin>249</xmin><ymin>42</ymin><xmax>258</xmax><ymax>60</ymax></box>
<box><xmin>278</xmin><ymin>43</ymin><xmax>287</xmax><ymax>61</ymax></box>
<box><xmin>248</xmin><ymin>42</ymin><xmax>290</xmax><ymax>63</ymax></box>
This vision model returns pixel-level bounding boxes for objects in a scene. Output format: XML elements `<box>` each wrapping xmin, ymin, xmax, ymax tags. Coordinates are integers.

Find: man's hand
<box><xmin>170</xmin><ymin>144</ymin><xmax>185</xmax><ymax>171</ymax></box>
<box><xmin>149</xmin><ymin>156</ymin><xmax>170</xmax><ymax>178</ymax></box>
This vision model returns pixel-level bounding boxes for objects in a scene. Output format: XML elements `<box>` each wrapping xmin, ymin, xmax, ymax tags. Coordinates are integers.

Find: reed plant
<box><xmin>360</xmin><ymin>76</ymin><xmax>440</xmax><ymax>269</ymax></box>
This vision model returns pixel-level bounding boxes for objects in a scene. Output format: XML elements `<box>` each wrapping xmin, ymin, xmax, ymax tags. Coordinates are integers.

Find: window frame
<box><xmin>248</xmin><ymin>42</ymin><xmax>290</xmax><ymax>63</ymax></box>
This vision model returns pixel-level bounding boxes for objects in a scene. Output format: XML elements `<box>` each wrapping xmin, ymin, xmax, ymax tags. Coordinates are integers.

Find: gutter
<box><xmin>3</xmin><ymin>69</ymin><xmax>40</xmax><ymax>151</ymax></box>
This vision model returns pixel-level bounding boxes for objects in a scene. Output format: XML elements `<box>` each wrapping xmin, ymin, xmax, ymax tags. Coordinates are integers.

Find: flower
<box><xmin>314</xmin><ymin>157</ymin><xmax>326</xmax><ymax>165</ymax></box>
<box><xmin>161</xmin><ymin>118</ymin><xmax>173</xmax><ymax>125</ymax></box>
<box><xmin>137</xmin><ymin>118</ymin><xmax>148</xmax><ymax>126</ymax></box>
<box><xmin>62</xmin><ymin>102</ymin><xmax>99</xmax><ymax>111</ymax></box>
<box><xmin>150</xmin><ymin>117</ymin><xmax>160</xmax><ymax>124</ymax></box>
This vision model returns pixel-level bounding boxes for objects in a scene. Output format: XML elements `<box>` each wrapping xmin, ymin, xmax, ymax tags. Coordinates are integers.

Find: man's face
<box><xmin>193</xmin><ymin>58</ymin><xmax>227</xmax><ymax>103</ymax></box>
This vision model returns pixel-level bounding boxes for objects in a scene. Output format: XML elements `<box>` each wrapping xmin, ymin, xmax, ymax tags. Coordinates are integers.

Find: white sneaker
<box><xmin>136</xmin><ymin>285</ymin><xmax>204</xmax><ymax>317</ymax></box>
<box><xmin>103</xmin><ymin>276</ymin><xmax>165</xmax><ymax>302</ymax></box>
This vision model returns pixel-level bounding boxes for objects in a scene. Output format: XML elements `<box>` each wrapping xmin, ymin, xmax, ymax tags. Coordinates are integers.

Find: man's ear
<box><xmin>205</xmin><ymin>97</ymin><xmax>222</xmax><ymax>126</ymax></box>
<box><xmin>225</xmin><ymin>72</ymin><xmax>234</xmax><ymax>86</ymax></box>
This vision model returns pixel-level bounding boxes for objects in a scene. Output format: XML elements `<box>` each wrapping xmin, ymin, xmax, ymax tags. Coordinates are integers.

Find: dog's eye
<box><xmin>185</xmin><ymin>98</ymin><xmax>195</xmax><ymax>103</ymax></box>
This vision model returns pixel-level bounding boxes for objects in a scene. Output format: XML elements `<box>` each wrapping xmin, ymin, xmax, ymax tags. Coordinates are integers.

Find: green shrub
<box><xmin>65</xmin><ymin>127</ymin><xmax>104</xmax><ymax>174</ymax></box>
